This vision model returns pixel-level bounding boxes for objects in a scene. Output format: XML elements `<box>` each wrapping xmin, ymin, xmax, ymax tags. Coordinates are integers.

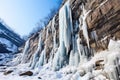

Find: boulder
<box><xmin>4</xmin><ymin>70</ymin><xmax>13</xmax><ymax>75</ymax></box>
<box><xmin>19</xmin><ymin>71</ymin><xmax>33</xmax><ymax>76</ymax></box>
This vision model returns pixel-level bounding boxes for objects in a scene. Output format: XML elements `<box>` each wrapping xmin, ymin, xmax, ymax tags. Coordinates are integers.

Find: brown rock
<box><xmin>95</xmin><ymin>60</ymin><xmax>104</xmax><ymax>70</ymax></box>
<box><xmin>19</xmin><ymin>71</ymin><xmax>33</xmax><ymax>76</ymax></box>
<box><xmin>38</xmin><ymin>77</ymin><xmax>42</xmax><ymax>79</ymax></box>
<box><xmin>4</xmin><ymin>70</ymin><xmax>13</xmax><ymax>75</ymax></box>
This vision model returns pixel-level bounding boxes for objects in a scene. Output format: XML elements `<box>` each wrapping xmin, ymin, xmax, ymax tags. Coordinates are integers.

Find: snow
<box><xmin>108</xmin><ymin>39</ymin><xmax>120</xmax><ymax>51</ymax></box>
<box><xmin>0</xmin><ymin>39</ymin><xmax>120</xmax><ymax>80</ymax></box>
<box><xmin>0</xmin><ymin>0</ymin><xmax>119</xmax><ymax>80</ymax></box>
<box><xmin>0</xmin><ymin>38</ymin><xmax>17</xmax><ymax>52</ymax></box>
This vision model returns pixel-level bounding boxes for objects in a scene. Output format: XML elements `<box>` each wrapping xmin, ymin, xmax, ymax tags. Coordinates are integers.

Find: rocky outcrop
<box><xmin>18</xmin><ymin>0</ymin><xmax>120</xmax><ymax>79</ymax></box>
<box><xmin>86</xmin><ymin>0</ymin><xmax>120</xmax><ymax>52</ymax></box>
<box><xmin>25</xmin><ymin>0</ymin><xmax>120</xmax><ymax>62</ymax></box>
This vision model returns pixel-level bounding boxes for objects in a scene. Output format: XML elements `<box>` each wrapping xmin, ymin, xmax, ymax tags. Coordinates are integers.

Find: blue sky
<box><xmin>0</xmin><ymin>0</ymin><xmax>62</xmax><ymax>36</ymax></box>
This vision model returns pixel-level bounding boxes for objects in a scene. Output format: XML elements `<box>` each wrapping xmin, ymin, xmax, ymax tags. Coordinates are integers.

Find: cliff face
<box><xmin>25</xmin><ymin>0</ymin><xmax>120</xmax><ymax>62</ymax></box>
<box><xmin>13</xmin><ymin>0</ymin><xmax>120</xmax><ymax>79</ymax></box>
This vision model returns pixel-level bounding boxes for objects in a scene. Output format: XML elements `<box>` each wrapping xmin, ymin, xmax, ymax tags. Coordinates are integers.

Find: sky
<box><xmin>0</xmin><ymin>0</ymin><xmax>62</xmax><ymax>36</ymax></box>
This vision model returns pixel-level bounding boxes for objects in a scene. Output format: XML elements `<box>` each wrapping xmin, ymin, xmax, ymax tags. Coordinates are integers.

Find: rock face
<box><xmin>0</xmin><ymin>21</ymin><xmax>24</xmax><ymax>53</ymax></box>
<box><xmin>18</xmin><ymin>0</ymin><xmax>120</xmax><ymax>79</ymax></box>
<box><xmin>23</xmin><ymin>0</ymin><xmax>120</xmax><ymax>62</ymax></box>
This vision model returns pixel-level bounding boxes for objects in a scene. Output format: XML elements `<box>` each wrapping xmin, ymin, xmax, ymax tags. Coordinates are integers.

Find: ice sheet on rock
<box><xmin>36</xmin><ymin>49</ymin><xmax>46</xmax><ymax>68</ymax></box>
<box><xmin>59</xmin><ymin>0</ymin><xmax>73</xmax><ymax>54</ymax></box>
<box><xmin>52</xmin><ymin>50</ymin><xmax>60</xmax><ymax>71</ymax></box>
<box><xmin>53</xmin><ymin>0</ymin><xmax>73</xmax><ymax>71</ymax></box>
<box><xmin>91</xmin><ymin>30</ymin><xmax>98</xmax><ymax>41</ymax></box>
<box><xmin>79</xmin><ymin>5</ymin><xmax>91</xmax><ymax>48</ymax></box>
<box><xmin>69</xmin><ymin>50</ymin><xmax>75</xmax><ymax>66</ymax></box>
<box><xmin>21</xmin><ymin>39</ymin><xmax>30</xmax><ymax>63</ymax></box>
<box><xmin>30</xmin><ymin>33</ymin><xmax>43</xmax><ymax>69</ymax></box>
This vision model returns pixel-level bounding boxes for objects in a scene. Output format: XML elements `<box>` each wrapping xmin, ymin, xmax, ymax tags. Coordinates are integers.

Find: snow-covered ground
<box><xmin>0</xmin><ymin>53</ymin><xmax>14</xmax><ymax>66</ymax></box>
<box><xmin>0</xmin><ymin>39</ymin><xmax>119</xmax><ymax>80</ymax></box>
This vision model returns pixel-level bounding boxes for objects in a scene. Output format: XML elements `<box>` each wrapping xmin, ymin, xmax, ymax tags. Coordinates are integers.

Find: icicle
<box><xmin>104</xmin><ymin>39</ymin><xmax>120</xmax><ymax>80</ymax></box>
<box><xmin>77</xmin><ymin>35</ymin><xmax>88</xmax><ymax>64</ymax></box>
<box><xmin>59</xmin><ymin>41</ymin><xmax>67</xmax><ymax>67</ymax></box>
<box><xmin>52</xmin><ymin>50</ymin><xmax>60</xmax><ymax>71</ymax></box>
<box><xmin>79</xmin><ymin>5</ymin><xmax>91</xmax><ymax>48</ymax></box>
<box><xmin>59</xmin><ymin>0</ymin><xmax>73</xmax><ymax>54</ymax></box>
<box><xmin>43</xmin><ymin>48</ymin><xmax>47</xmax><ymax>65</ymax></box>
<box><xmin>69</xmin><ymin>50</ymin><xmax>74</xmax><ymax>66</ymax></box>
<box><xmin>74</xmin><ymin>52</ymin><xmax>80</xmax><ymax>67</ymax></box>
<box><xmin>30</xmin><ymin>33</ymin><xmax>43</xmax><ymax>69</ymax></box>
<box><xmin>35</xmin><ymin>49</ymin><xmax>45</xmax><ymax>68</ymax></box>
<box><xmin>52</xmin><ymin>0</ymin><xmax>73</xmax><ymax>71</ymax></box>
<box><xmin>91</xmin><ymin>30</ymin><xmax>98</xmax><ymax>41</ymax></box>
<box><xmin>52</xmin><ymin>17</ymin><xmax>57</xmax><ymax>49</ymax></box>
<box><xmin>53</xmin><ymin>31</ymin><xmax>57</xmax><ymax>48</ymax></box>
<box><xmin>46</xmin><ymin>28</ymin><xmax>49</xmax><ymax>40</ymax></box>
<box><xmin>52</xmin><ymin>17</ymin><xmax>55</xmax><ymax>34</ymax></box>
<box><xmin>21</xmin><ymin>39</ymin><xmax>30</xmax><ymax>63</ymax></box>
<box><xmin>74</xmin><ymin>20</ymin><xmax>79</xmax><ymax>32</ymax></box>
<box><xmin>52</xmin><ymin>41</ymin><xmax>67</xmax><ymax>71</ymax></box>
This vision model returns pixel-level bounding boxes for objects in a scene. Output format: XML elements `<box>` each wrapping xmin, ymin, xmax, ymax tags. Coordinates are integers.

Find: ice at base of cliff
<box><xmin>0</xmin><ymin>39</ymin><xmax>119</xmax><ymax>80</ymax></box>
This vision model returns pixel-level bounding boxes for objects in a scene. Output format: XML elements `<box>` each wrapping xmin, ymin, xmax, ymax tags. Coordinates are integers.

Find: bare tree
<box><xmin>27</xmin><ymin>0</ymin><xmax>62</xmax><ymax>38</ymax></box>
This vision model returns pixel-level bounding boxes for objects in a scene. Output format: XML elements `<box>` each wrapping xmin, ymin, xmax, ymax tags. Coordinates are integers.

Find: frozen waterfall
<box><xmin>21</xmin><ymin>39</ymin><xmax>30</xmax><ymax>63</ymax></box>
<box><xmin>79</xmin><ymin>5</ymin><xmax>91</xmax><ymax>48</ymax></box>
<box><xmin>59</xmin><ymin>0</ymin><xmax>73</xmax><ymax>54</ymax></box>
<box><xmin>30</xmin><ymin>33</ymin><xmax>43</xmax><ymax>69</ymax></box>
<box><xmin>52</xmin><ymin>0</ymin><xmax>73</xmax><ymax>71</ymax></box>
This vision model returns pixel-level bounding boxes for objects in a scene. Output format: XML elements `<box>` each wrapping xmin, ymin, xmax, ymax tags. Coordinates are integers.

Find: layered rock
<box><xmin>18</xmin><ymin>0</ymin><xmax>120</xmax><ymax>79</ymax></box>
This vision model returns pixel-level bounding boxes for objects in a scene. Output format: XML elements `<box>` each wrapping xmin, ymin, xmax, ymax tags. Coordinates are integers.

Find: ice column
<box><xmin>59</xmin><ymin>0</ymin><xmax>73</xmax><ymax>54</ymax></box>
<box><xmin>35</xmin><ymin>49</ymin><xmax>46</xmax><ymax>67</ymax></box>
<box><xmin>52</xmin><ymin>0</ymin><xmax>73</xmax><ymax>71</ymax></box>
<box><xmin>79</xmin><ymin>5</ymin><xmax>91</xmax><ymax>48</ymax></box>
<box><xmin>52</xmin><ymin>17</ymin><xmax>57</xmax><ymax>49</ymax></box>
<box><xmin>30</xmin><ymin>33</ymin><xmax>43</xmax><ymax>69</ymax></box>
<box><xmin>21</xmin><ymin>39</ymin><xmax>30</xmax><ymax>63</ymax></box>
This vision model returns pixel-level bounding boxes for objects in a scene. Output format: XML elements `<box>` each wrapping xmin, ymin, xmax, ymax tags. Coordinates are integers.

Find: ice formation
<box><xmin>79</xmin><ymin>5</ymin><xmax>91</xmax><ymax>48</ymax></box>
<box><xmin>104</xmin><ymin>39</ymin><xmax>120</xmax><ymax>80</ymax></box>
<box><xmin>35</xmin><ymin>49</ymin><xmax>46</xmax><ymax>68</ymax></box>
<box><xmin>52</xmin><ymin>0</ymin><xmax>73</xmax><ymax>71</ymax></box>
<box><xmin>21</xmin><ymin>39</ymin><xmax>30</xmax><ymax>63</ymax></box>
<box><xmin>52</xmin><ymin>17</ymin><xmax>57</xmax><ymax>49</ymax></box>
<box><xmin>59</xmin><ymin>0</ymin><xmax>73</xmax><ymax>54</ymax></box>
<box><xmin>30</xmin><ymin>33</ymin><xmax>43</xmax><ymax>69</ymax></box>
<box><xmin>1</xmin><ymin>0</ymin><xmax>120</xmax><ymax>80</ymax></box>
<box><xmin>91</xmin><ymin>30</ymin><xmax>98</xmax><ymax>42</ymax></box>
